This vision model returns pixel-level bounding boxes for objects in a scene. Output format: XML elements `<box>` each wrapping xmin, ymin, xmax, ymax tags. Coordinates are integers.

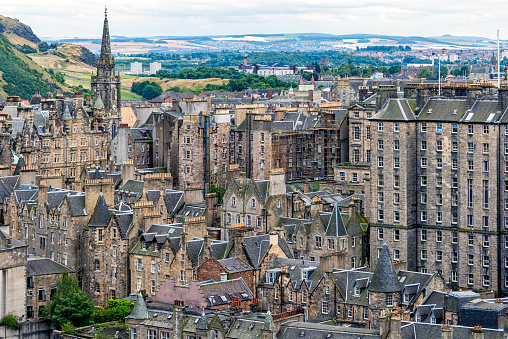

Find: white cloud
<box><xmin>2</xmin><ymin>0</ymin><xmax>507</xmax><ymax>39</ymax></box>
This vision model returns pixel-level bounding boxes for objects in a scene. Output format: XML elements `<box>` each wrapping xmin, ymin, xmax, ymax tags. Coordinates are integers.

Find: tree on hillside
<box><xmin>43</xmin><ymin>274</ymin><xmax>94</xmax><ymax>329</ymax></box>
<box><xmin>131</xmin><ymin>81</ymin><xmax>163</xmax><ymax>100</ymax></box>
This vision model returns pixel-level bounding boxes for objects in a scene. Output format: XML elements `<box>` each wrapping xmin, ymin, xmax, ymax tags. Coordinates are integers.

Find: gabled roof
<box><xmin>324</xmin><ymin>205</ymin><xmax>348</xmax><ymax>237</ymax></box>
<box><xmin>88</xmin><ymin>193</ymin><xmax>111</xmax><ymax>227</ymax></box>
<box><xmin>259</xmin><ymin>257</ymin><xmax>320</xmax><ymax>292</ymax></box>
<box><xmin>243</xmin><ymin>234</ymin><xmax>292</xmax><ymax>269</ymax></box>
<box><xmin>368</xmin><ymin>244</ymin><xmax>401</xmax><ymax>293</ymax></box>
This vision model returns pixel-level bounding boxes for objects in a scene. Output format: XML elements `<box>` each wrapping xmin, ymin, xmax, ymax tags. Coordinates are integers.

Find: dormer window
<box><xmin>354</xmin><ymin>285</ymin><xmax>360</xmax><ymax>297</ymax></box>
<box><xmin>232</xmin><ymin>196</ymin><xmax>236</xmax><ymax>206</ymax></box>
<box><xmin>267</xmin><ymin>271</ymin><xmax>276</xmax><ymax>284</ymax></box>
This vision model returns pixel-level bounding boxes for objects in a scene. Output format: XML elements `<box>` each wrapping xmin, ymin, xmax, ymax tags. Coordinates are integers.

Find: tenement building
<box><xmin>369</xmin><ymin>84</ymin><xmax>508</xmax><ymax>294</ymax></box>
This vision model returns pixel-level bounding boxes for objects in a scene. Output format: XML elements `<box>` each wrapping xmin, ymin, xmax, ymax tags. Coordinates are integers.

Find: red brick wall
<box><xmin>196</xmin><ymin>258</ymin><xmax>225</xmax><ymax>282</ymax></box>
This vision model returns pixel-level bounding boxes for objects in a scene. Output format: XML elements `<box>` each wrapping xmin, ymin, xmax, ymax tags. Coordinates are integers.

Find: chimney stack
<box><xmin>376</xmin><ymin>85</ymin><xmax>397</xmax><ymax>112</ymax></box>
<box><xmin>498</xmin><ymin>85</ymin><xmax>508</xmax><ymax>113</ymax></box>
<box><xmin>467</xmin><ymin>85</ymin><xmax>482</xmax><ymax>109</ymax></box>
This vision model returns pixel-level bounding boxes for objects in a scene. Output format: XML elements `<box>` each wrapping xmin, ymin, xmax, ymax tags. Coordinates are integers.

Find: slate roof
<box><xmin>0</xmin><ymin>230</ymin><xmax>26</xmax><ymax>250</ymax></box>
<box><xmin>218</xmin><ymin>257</ymin><xmax>254</xmax><ymax>274</ymax></box>
<box><xmin>331</xmin><ymin>267</ymin><xmax>372</xmax><ymax>306</ymax></box>
<box><xmin>88</xmin><ymin>193</ymin><xmax>111</xmax><ymax>227</ymax></box>
<box><xmin>398</xmin><ymin>270</ymin><xmax>434</xmax><ymax>305</ymax></box>
<box><xmin>324</xmin><ymin>205</ymin><xmax>348</xmax><ymax>237</ymax></box>
<box><xmin>400</xmin><ymin>322</ymin><xmax>503</xmax><ymax>339</ymax></box>
<box><xmin>130</xmin><ymin>128</ymin><xmax>153</xmax><ymax>141</ymax></box>
<box><xmin>418</xmin><ymin>98</ymin><xmax>469</xmax><ymax>121</ymax></box>
<box><xmin>368</xmin><ymin>244</ymin><xmax>401</xmax><ymax>293</ymax></box>
<box><xmin>117</xmin><ymin>179</ymin><xmax>144</xmax><ymax>203</ymax></box>
<box><xmin>444</xmin><ymin>291</ymin><xmax>479</xmax><ymax>313</ymax></box>
<box><xmin>112</xmin><ymin>211</ymin><xmax>133</xmax><ymax>239</ymax></box>
<box><xmin>199</xmin><ymin>277</ymin><xmax>253</xmax><ymax>307</ymax></box>
<box><xmin>370</xmin><ymin>98</ymin><xmax>416</xmax><ymax>121</ymax></box>
<box><xmin>226</xmin><ymin>314</ymin><xmax>265</xmax><ymax>339</ymax></box>
<box><xmin>147</xmin><ymin>190</ymin><xmax>161</xmax><ymax>205</ymax></box>
<box><xmin>15</xmin><ymin>188</ymin><xmax>38</xmax><ymax>204</ymax></box>
<box><xmin>26</xmin><ymin>257</ymin><xmax>73</xmax><ymax>276</ymax></box>
<box><xmin>67</xmin><ymin>193</ymin><xmax>87</xmax><ymax>216</ymax></box>
<box><xmin>259</xmin><ymin>257</ymin><xmax>320</xmax><ymax>292</ymax></box>
<box><xmin>127</xmin><ymin>293</ymin><xmax>149</xmax><ymax>320</ymax></box>
<box><xmin>177</xmin><ymin>203</ymin><xmax>206</xmax><ymax>222</ymax></box>
<box><xmin>211</xmin><ymin>240</ymin><xmax>229</xmax><ymax>260</ymax></box>
<box><xmin>11</xmin><ymin>117</ymin><xmax>25</xmax><ymax>138</ymax></box>
<box><xmin>243</xmin><ymin>234</ymin><xmax>292</xmax><ymax>269</ymax></box>
<box><xmin>277</xmin><ymin>322</ymin><xmax>380</xmax><ymax>339</ymax></box>
<box><xmin>0</xmin><ymin>176</ymin><xmax>19</xmax><ymax>203</ymax></box>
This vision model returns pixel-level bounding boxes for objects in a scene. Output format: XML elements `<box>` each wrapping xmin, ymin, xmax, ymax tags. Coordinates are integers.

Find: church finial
<box><xmin>105</xmin><ymin>6</ymin><xmax>108</xmax><ymax>18</ymax></box>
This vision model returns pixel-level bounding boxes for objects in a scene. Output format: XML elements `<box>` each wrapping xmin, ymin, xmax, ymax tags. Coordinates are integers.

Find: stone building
<box><xmin>25</xmin><ymin>256</ymin><xmax>74</xmax><ymax>321</ymax></box>
<box><xmin>369</xmin><ymin>84</ymin><xmax>508</xmax><ymax>293</ymax></box>
<box><xmin>128</xmin><ymin>221</ymin><xmax>229</xmax><ymax>298</ymax></box>
<box><xmin>0</xmin><ymin>230</ymin><xmax>27</xmax><ymax>320</ymax></box>
<box><xmin>17</xmin><ymin>95</ymin><xmax>109</xmax><ymax>188</ymax></box>
<box><xmin>221</xmin><ymin>169</ymin><xmax>287</xmax><ymax>239</ymax></box>
<box><xmin>275</xmin><ymin>197</ymin><xmax>369</xmax><ymax>269</ymax></box>
<box><xmin>90</xmin><ymin>9</ymin><xmax>122</xmax><ymax>138</ymax></box>
<box><xmin>9</xmin><ymin>181</ymin><xmax>89</xmax><ymax>272</ymax></box>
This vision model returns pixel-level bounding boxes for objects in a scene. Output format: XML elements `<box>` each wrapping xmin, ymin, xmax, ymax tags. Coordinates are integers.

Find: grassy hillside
<box><xmin>0</xmin><ymin>33</ymin><xmax>61</xmax><ymax>99</ymax></box>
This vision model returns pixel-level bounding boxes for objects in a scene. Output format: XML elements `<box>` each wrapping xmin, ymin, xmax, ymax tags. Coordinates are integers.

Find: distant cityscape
<box><xmin>2</xmin><ymin>10</ymin><xmax>508</xmax><ymax>339</ymax></box>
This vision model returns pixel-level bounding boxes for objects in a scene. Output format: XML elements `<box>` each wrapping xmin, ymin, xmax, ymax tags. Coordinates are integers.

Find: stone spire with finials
<box><xmin>90</xmin><ymin>6</ymin><xmax>122</xmax><ymax>138</ymax></box>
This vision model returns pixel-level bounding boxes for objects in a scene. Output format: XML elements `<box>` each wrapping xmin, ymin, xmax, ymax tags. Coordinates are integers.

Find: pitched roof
<box><xmin>199</xmin><ymin>277</ymin><xmax>253</xmax><ymax>307</ymax></box>
<box><xmin>370</xmin><ymin>98</ymin><xmax>416</xmax><ymax>121</ymax></box>
<box><xmin>88</xmin><ymin>193</ymin><xmax>111</xmax><ymax>227</ymax></box>
<box><xmin>368</xmin><ymin>244</ymin><xmax>401</xmax><ymax>293</ymax></box>
<box><xmin>217</xmin><ymin>257</ymin><xmax>253</xmax><ymax>274</ymax></box>
<box><xmin>26</xmin><ymin>257</ymin><xmax>73</xmax><ymax>276</ymax></box>
<box><xmin>243</xmin><ymin>234</ymin><xmax>292</xmax><ymax>269</ymax></box>
<box><xmin>324</xmin><ymin>205</ymin><xmax>348</xmax><ymax>237</ymax></box>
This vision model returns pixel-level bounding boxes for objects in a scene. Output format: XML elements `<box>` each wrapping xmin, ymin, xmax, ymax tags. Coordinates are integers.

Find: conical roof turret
<box><xmin>368</xmin><ymin>244</ymin><xmax>401</xmax><ymax>293</ymax></box>
<box><xmin>126</xmin><ymin>293</ymin><xmax>148</xmax><ymax>320</ymax></box>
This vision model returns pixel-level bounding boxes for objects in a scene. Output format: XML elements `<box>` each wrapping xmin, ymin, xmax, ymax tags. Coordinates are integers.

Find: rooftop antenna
<box><xmin>498</xmin><ymin>29</ymin><xmax>501</xmax><ymax>89</ymax></box>
<box><xmin>438</xmin><ymin>59</ymin><xmax>441</xmax><ymax>96</ymax></box>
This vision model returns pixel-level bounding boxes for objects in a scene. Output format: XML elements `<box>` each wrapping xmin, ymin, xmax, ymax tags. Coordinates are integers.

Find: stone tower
<box><xmin>90</xmin><ymin>7</ymin><xmax>122</xmax><ymax>138</ymax></box>
<box><xmin>368</xmin><ymin>244</ymin><xmax>402</xmax><ymax>330</ymax></box>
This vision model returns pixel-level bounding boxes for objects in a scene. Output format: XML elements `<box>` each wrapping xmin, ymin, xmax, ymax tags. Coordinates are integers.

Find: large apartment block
<box><xmin>369</xmin><ymin>84</ymin><xmax>508</xmax><ymax>294</ymax></box>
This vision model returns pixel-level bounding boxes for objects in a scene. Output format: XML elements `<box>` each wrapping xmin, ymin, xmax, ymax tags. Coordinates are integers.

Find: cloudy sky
<box><xmin>3</xmin><ymin>0</ymin><xmax>507</xmax><ymax>39</ymax></box>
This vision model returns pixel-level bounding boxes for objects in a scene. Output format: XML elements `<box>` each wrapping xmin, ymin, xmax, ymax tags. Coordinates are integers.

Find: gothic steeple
<box><xmin>91</xmin><ymin>7</ymin><xmax>122</xmax><ymax>120</ymax></box>
<box><xmin>100</xmin><ymin>7</ymin><xmax>112</xmax><ymax>60</ymax></box>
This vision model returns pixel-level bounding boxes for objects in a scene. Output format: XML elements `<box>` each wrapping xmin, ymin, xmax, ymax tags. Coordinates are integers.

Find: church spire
<box><xmin>100</xmin><ymin>6</ymin><xmax>112</xmax><ymax>59</ymax></box>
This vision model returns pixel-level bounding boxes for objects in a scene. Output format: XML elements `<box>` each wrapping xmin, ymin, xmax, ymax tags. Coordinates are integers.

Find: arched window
<box><xmin>94</xmin><ymin>259</ymin><xmax>100</xmax><ymax>270</ymax></box>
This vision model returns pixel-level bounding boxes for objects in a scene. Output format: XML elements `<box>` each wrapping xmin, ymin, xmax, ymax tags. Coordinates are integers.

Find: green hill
<box><xmin>0</xmin><ymin>33</ymin><xmax>62</xmax><ymax>99</ymax></box>
<box><xmin>0</xmin><ymin>14</ymin><xmax>98</xmax><ymax>100</ymax></box>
